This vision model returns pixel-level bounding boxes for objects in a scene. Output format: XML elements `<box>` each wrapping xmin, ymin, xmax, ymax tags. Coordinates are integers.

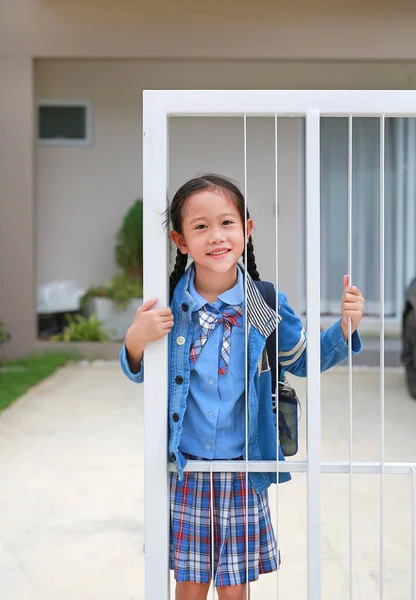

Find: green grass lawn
<box><xmin>0</xmin><ymin>352</ymin><xmax>79</xmax><ymax>412</ymax></box>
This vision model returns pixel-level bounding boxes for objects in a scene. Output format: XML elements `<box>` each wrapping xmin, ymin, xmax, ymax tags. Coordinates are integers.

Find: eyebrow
<box><xmin>189</xmin><ymin>213</ymin><xmax>237</xmax><ymax>225</ymax></box>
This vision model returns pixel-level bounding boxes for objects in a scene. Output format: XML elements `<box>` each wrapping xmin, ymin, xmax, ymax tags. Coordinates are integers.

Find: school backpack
<box><xmin>254</xmin><ymin>280</ymin><xmax>300</xmax><ymax>457</ymax></box>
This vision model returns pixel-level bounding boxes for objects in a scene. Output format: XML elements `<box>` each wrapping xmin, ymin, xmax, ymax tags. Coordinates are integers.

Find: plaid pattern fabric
<box><xmin>170</xmin><ymin>455</ymin><xmax>279</xmax><ymax>587</ymax></box>
<box><xmin>189</xmin><ymin>305</ymin><xmax>243</xmax><ymax>375</ymax></box>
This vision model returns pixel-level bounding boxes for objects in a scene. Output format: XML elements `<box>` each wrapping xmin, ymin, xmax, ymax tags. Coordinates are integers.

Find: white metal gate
<box><xmin>142</xmin><ymin>90</ymin><xmax>416</xmax><ymax>599</ymax></box>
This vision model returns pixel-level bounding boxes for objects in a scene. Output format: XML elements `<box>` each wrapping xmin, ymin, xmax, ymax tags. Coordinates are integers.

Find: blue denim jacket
<box><xmin>120</xmin><ymin>263</ymin><xmax>362</xmax><ymax>493</ymax></box>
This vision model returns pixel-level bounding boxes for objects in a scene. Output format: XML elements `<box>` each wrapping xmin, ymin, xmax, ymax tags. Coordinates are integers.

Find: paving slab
<box><xmin>0</xmin><ymin>363</ymin><xmax>415</xmax><ymax>599</ymax></box>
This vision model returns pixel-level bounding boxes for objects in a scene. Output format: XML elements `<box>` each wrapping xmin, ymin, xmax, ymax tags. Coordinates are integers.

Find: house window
<box><xmin>37</xmin><ymin>101</ymin><xmax>92</xmax><ymax>146</ymax></box>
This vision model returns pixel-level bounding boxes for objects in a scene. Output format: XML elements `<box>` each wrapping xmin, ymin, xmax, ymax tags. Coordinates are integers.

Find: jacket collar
<box><xmin>172</xmin><ymin>262</ymin><xmax>278</xmax><ymax>339</ymax></box>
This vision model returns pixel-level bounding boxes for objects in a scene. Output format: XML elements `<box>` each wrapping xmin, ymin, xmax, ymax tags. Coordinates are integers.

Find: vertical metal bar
<box><xmin>142</xmin><ymin>94</ymin><xmax>170</xmax><ymax>599</ymax></box>
<box><xmin>210</xmin><ymin>466</ymin><xmax>216</xmax><ymax>598</ymax></box>
<box><xmin>274</xmin><ymin>114</ymin><xmax>280</xmax><ymax>600</ymax></box>
<box><xmin>380</xmin><ymin>115</ymin><xmax>386</xmax><ymax>600</ymax></box>
<box><xmin>406</xmin><ymin>119</ymin><xmax>416</xmax><ymax>287</ymax></box>
<box><xmin>305</xmin><ymin>110</ymin><xmax>322</xmax><ymax>600</ymax></box>
<box><xmin>354</xmin><ymin>122</ymin><xmax>366</xmax><ymax>296</ymax></box>
<box><xmin>348</xmin><ymin>115</ymin><xmax>354</xmax><ymax>600</ymax></box>
<box><xmin>412</xmin><ymin>468</ymin><xmax>416</xmax><ymax>600</ymax></box>
<box><xmin>300</xmin><ymin>118</ymin><xmax>307</xmax><ymax>316</ymax></box>
<box><xmin>243</xmin><ymin>114</ymin><xmax>249</xmax><ymax>600</ymax></box>
<box><xmin>395</xmin><ymin>119</ymin><xmax>405</xmax><ymax>319</ymax></box>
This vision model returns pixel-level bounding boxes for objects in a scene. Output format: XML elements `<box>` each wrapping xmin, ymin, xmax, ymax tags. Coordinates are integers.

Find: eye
<box><xmin>222</xmin><ymin>220</ymin><xmax>234</xmax><ymax>226</ymax></box>
<box><xmin>194</xmin><ymin>224</ymin><xmax>207</xmax><ymax>230</ymax></box>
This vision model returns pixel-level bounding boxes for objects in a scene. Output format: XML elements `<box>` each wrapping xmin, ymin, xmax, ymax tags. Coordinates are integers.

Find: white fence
<box><xmin>142</xmin><ymin>90</ymin><xmax>416</xmax><ymax>599</ymax></box>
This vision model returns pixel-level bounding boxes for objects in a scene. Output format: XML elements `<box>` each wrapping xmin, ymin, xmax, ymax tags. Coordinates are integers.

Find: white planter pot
<box><xmin>88</xmin><ymin>297</ymin><xmax>143</xmax><ymax>341</ymax></box>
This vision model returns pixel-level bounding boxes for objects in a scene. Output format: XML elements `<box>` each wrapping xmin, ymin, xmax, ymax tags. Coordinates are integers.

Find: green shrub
<box><xmin>0</xmin><ymin>321</ymin><xmax>11</xmax><ymax>346</ymax></box>
<box><xmin>0</xmin><ymin>321</ymin><xmax>11</xmax><ymax>362</ymax></box>
<box><xmin>106</xmin><ymin>273</ymin><xmax>143</xmax><ymax>306</ymax></box>
<box><xmin>115</xmin><ymin>198</ymin><xmax>143</xmax><ymax>275</ymax></box>
<box><xmin>81</xmin><ymin>273</ymin><xmax>143</xmax><ymax>311</ymax></box>
<box><xmin>51</xmin><ymin>314</ymin><xmax>111</xmax><ymax>342</ymax></box>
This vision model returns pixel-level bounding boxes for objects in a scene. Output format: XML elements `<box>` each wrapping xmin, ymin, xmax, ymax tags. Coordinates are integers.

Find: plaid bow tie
<box><xmin>190</xmin><ymin>304</ymin><xmax>243</xmax><ymax>375</ymax></box>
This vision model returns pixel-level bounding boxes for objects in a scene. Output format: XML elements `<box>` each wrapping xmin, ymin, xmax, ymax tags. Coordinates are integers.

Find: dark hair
<box><xmin>166</xmin><ymin>174</ymin><xmax>260</xmax><ymax>299</ymax></box>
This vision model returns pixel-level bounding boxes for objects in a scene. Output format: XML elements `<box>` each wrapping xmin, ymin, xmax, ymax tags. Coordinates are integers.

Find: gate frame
<box><xmin>142</xmin><ymin>90</ymin><xmax>416</xmax><ymax>600</ymax></box>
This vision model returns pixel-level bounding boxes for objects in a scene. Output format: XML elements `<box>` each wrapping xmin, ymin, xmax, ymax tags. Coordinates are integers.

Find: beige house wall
<box><xmin>35</xmin><ymin>59</ymin><xmax>416</xmax><ymax>311</ymax></box>
<box><xmin>35</xmin><ymin>60</ymin><xmax>307</xmax><ymax>305</ymax></box>
<box><xmin>0</xmin><ymin>58</ymin><xmax>36</xmax><ymax>358</ymax></box>
<box><xmin>3</xmin><ymin>0</ymin><xmax>416</xmax><ymax>357</ymax></box>
<box><xmin>3</xmin><ymin>0</ymin><xmax>416</xmax><ymax>60</ymax></box>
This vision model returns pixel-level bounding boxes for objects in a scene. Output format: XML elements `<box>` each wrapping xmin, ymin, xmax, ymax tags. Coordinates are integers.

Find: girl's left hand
<box><xmin>340</xmin><ymin>274</ymin><xmax>365</xmax><ymax>340</ymax></box>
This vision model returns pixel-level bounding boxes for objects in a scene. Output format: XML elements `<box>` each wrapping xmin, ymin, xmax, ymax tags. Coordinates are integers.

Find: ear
<box><xmin>245</xmin><ymin>218</ymin><xmax>254</xmax><ymax>241</ymax></box>
<box><xmin>170</xmin><ymin>230</ymin><xmax>188</xmax><ymax>255</ymax></box>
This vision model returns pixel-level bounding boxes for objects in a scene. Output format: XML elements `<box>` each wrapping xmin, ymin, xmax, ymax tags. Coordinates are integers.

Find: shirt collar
<box><xmin>173</xmin><ymin>262</ymin><xmax>279</xmax><ymax>339</ymax></box>
<box><xmin>188</xmin><ymin>266</ymin><xmax>244</xmax><ymax>312</ymax></box>
<box><xmin>188</xmin><ymin>269</ymin><xmax>208</xmax><ymax>311</ymax></box>
<box><xmin>217</xmin><ymin>266</ymin><xmax>244</xmax><ymax>306</ymax></box>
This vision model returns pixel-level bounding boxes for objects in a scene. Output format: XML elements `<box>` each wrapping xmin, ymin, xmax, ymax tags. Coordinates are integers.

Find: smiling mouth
<box><xmin>208</xmin><ymin>249</ymin><xmax>230</xmax><ymax>256</ymax></box>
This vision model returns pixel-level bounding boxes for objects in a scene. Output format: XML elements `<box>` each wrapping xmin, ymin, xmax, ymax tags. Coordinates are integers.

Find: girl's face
<box><xmin>170</xmin><ymin>189</ymin><xmax>253</xmax><ymax>276</ymax></box>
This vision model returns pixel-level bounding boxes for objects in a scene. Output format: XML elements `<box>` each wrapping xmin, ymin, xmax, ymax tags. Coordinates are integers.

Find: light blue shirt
<box><xmin>180</xmin><ymin>268</ymin><xmax>246</xmax><ymax>459</ymax></box>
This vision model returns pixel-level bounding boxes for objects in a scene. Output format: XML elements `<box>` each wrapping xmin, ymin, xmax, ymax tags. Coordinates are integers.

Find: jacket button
<box><xmin>181</xmin><ymin>303</ymin><xmax>189</xmax><ymax>312</ymax></box>
<box><xmin>176</xmin><ymin>336</ymin><xmax>185</xmax><ymax>346</ymax></box>
<box><xmin>170</xmin><ymin>452</ymin><xmax>176</xmax><ymax>462</ymax></box>
<box><xmin>172</xmin><ymin>413</ymin><xmax>179</xmax><ymax>422</ymax></box>
<box><xmin>175</xmin><ymin>375</ymin><xmax>183</xmax><ymax>384</ymax></box>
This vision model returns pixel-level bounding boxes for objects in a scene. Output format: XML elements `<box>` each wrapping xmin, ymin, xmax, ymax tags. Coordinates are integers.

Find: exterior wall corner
<box><xmin>0</xmin><ymin>56</ymin><xmax>36</xmax><ymax>358</ymax></box>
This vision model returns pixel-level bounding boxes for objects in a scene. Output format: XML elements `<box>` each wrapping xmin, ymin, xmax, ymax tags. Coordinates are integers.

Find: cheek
<box><xmin>233</xmin><ymin>230</ymin><xmax>246</xmax><ymax>249</ymax></box>
<box><xmin>185</xmin><ymin>234</ymin><xmax>203</xmax><ymax>251</ymax></box>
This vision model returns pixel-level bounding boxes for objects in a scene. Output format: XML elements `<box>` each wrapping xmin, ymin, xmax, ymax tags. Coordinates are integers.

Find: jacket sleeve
<box><xmin>277</xmin><ymin>292</ymin><xmax>362</xmax><ymax>377</ymax></box>
<box><xmin>119</xmin><ymin>341</ymin><xmax>144</xmax><ymax>383</ymax></box>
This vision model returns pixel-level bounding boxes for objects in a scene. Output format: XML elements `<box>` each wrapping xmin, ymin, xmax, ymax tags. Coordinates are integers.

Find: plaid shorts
<box><xmin>170</xmin><ymin>454</ymin><xmax>280</xmax><ymax>587</ymax></box>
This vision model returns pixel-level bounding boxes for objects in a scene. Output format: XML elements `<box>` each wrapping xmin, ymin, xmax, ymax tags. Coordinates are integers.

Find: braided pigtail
<box><xmin>170</xmin><ymin>250</ymin><xmax>188</xmax><ymax>300</ymax></box>
<box><xmin>243</xmin><ymin>235</ymin><xmax>261</xmax><ymax>281</ymax></box>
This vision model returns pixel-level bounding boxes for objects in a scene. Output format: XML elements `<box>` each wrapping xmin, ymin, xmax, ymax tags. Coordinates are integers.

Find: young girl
<box><xmin>120</xmin><ymin>174</ymin><xmax>364</xmax><ymax>600</ymax></box>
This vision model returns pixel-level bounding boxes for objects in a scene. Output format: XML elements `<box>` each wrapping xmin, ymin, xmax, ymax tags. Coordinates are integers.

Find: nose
<box><xmin>209</xmin><ymin>226</ymin><xmax>226</xmax><ymax>244</ymax></box>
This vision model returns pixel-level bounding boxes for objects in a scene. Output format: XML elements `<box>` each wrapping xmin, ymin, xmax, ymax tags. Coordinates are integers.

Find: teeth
<box><xmin>210</xmin><ymin>250</ymin><xmax>228</xmax><ymax>255</ymax></box>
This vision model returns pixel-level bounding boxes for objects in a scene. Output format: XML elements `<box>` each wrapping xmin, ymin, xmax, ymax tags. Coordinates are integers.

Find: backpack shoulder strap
<box><xmin>254</xmin><ymin>280</ymin><xmax>281</xmax><ymax>392</ymax></box>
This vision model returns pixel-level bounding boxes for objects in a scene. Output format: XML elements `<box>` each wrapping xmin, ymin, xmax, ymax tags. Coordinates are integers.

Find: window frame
<box><xmin>36</xmin><ymin>99</ymin><xmax>93</xmax><ymax>147</ymax></box>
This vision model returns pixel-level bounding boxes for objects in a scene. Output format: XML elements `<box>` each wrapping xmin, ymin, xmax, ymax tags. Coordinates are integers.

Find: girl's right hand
<box><xmin>125</xmin><ymin>298</ymin><xmax>174</xmax><ymax>362</ymax></box>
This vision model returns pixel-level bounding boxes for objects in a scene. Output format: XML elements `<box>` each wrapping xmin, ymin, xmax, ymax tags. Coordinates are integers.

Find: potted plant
<box><xmin>51</xmin><ymin>314</ymin><xmax>111</xmax><ymax>342</ymax></box>
<box><xmin>83</xmin><ymin>273</ymin><xmax>143</xmax><ymax>341</ymax></box>
<box><xmin>82</xmin><ymin>199</ymin><xmax>144</xmax><ymax>341</ymax></box>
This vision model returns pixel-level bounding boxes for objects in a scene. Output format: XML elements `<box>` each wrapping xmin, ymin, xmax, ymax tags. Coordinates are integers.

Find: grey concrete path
<box><xmin>0</xmin><ymin>363</ymin><xmax>415</xmax><ymax>600</ymax></box>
